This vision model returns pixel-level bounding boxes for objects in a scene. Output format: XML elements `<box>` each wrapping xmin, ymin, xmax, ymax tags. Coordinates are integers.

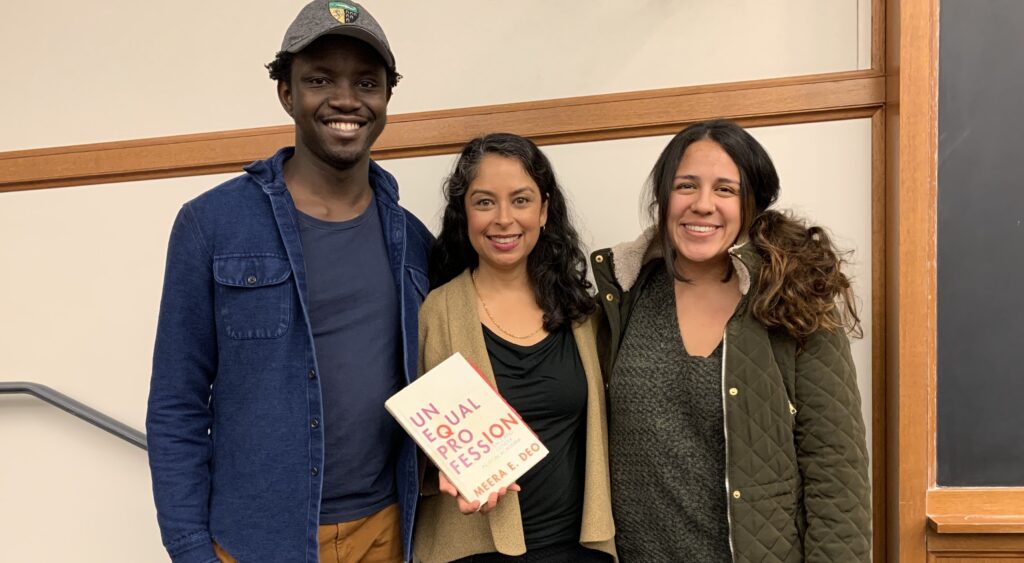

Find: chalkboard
<box><xmin>936</xmin><ymin>0</ymin><xmax>1024</xmax><ymax>485</ymax></box>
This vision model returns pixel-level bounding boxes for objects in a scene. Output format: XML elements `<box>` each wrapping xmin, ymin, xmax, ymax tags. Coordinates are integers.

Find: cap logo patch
<box><xmin>329</xmin><ymin>2</ymin><xmax>359</xmax><ymax>24</ymax></box>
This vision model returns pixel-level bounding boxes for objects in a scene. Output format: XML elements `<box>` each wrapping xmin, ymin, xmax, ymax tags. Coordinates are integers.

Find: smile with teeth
<box><xmin>488</xmin><ymin>234</ymin><xmax>522</xmax><ymax>244</ymax></box>
<box><xmin>326</xmin><ymin>121</ymin><xmax>361</xmax><ymax>131</ymax></box>
<box><xmin>684</xmin><ymin>224</ymin><xmax>719</xmax><ymax>233</ymax></box>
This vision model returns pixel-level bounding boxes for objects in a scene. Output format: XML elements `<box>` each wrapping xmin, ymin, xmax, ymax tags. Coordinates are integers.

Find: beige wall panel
<box><xmin>0</xmin><ymin>175</ymin><xmax>230</xmax><ymax>425</ymax></box>
<box><xmin>0</xmin><ymin>405</ymin><xmax>164</xmax><ymax>561</ymax></box>
<box><xmin>0</xmin><ymin>0</ymin><xmax>869</xmax><ymax>152</ymax></box>
<box><xmin>386</xmin><ymin>0</ymin><xmax>868</xmax><ymax>114</ymax></box>
<box><xmin>0</xmin><ymin>174</ymin><xmax>230</xmax><ymax>562</ymax></box>
<box><xmin>0</xmin><ymin>120</ymin><xmax>870</xmax><ymax>561</ymax></box>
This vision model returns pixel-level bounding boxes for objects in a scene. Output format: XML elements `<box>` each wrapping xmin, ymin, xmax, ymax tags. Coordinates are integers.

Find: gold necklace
<box><xmin>471</xmin><ymin>271</ymin><xmax>545</xmax><ymax>340</ymax></box>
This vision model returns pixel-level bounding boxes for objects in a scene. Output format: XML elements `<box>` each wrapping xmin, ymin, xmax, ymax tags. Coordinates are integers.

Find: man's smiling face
<box><xmin>278</xmin><ymin>34</ymin><xmax>388</xmax><ymax>170</ymax></box>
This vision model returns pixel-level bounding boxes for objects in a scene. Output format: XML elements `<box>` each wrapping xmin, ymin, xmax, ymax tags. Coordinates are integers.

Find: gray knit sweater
<box><xmin>608</xmin><ymin>268</ymin><xmax>732</xmax><ymax>562</ymax></box>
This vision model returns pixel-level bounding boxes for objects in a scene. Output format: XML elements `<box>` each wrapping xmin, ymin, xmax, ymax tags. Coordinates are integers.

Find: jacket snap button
<box><xmin>311</xmin><ymin>466</ymin><xmax>319</xmax><ymax>476</ymax></box>
<box><xmin>308</xmin><ymin>369</ymin><xmax>316</xmax><ymax>379</ymax></box>
<box><xmin>729</xmin><ymin>387</ymin><xmax>738</xmax><ymax>396</ymax></box>
<box><xmin>732</xmin><ymin>490</ymin><xmax>742</xmax><ymax>499</ymax></box>
<box><xmin>605</xmin><ymin>293</ymin><xmax>614</xmax><ymax>302</ymax></box>
<box><xmin>595</xmin><ymin>255</ymin><xmax>604</xmax><ymax>263</ymax></box>
<box><xmin>311</xmin><ymin>418</ymin><xmax>320</xmax><ymax>429</ymax></box>
<box><xmin>246</xmin><ymin>274</ymin><xmax>258</xmax><ymax>285</ymax></box>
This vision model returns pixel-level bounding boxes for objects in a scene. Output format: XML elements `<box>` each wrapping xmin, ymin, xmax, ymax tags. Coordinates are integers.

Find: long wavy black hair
<box><xmin>647</xmin><ymin>120</ymin><xmax>861</xmax><ymax>342</ymax></box>
<box><xmin>430</xmin><ymin>133</ymin><xmax>596</xmax><ymax>331</ymax></box>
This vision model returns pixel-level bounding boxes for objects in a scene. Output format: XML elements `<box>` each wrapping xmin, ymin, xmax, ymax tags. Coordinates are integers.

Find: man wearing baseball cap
<box><xmin>147</xmin><ymin>2</ymin><xmax>431</xmax><ymax>561</ymax></box>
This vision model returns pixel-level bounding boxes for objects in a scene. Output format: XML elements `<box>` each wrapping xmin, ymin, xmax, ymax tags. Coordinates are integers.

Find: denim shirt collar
<box><xmin>243</xmin><ymin>147</ymin><xmax>400</xmax><ymax>208</ymax></box>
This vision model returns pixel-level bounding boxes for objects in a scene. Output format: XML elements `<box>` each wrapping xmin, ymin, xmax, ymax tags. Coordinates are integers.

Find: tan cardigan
<box><xmin>413</xmin><ymin>269</ymin><xmax>616</xmax><ymax>563</ymax></box>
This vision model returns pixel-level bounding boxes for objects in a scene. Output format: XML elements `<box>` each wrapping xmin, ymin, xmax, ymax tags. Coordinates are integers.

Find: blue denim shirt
<box><xmin>147</xmin><ymin>148</ymin><xmax>433</xmax><ymax>563</ymax></box>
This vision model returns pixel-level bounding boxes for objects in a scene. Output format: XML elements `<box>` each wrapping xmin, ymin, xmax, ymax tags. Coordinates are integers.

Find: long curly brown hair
<box><xmin>748</xmin><ymin>210</ymin><xmax>862</xmax><ymax>341</ymax></box>
<box><xmin>647</xmin><ymin>120</ymin><xmax>861</xmax><ymax>343</ymax></box>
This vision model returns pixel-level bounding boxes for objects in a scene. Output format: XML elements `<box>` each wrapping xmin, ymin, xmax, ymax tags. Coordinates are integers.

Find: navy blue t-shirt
<box><xmin>296</xmin><ymin>195</ymin><xmax>402</xmax><ymax>524</ymax></box>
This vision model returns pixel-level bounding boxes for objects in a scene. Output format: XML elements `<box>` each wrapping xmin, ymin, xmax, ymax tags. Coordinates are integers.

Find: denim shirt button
<box><xmin>311</xmin><ymin>466</ymin><xmax>319</xmax><ymax>476</ymax></box>
<box><xmin>308</xmin><ymin>369</ymin><xmax>316</xmax><ymax>379</ymax></box>
<box><xmin>245</xmin><ymin>274</ymin><xmax>258</xmax><ymax>285</ymax></box>
<box><xmin>311</xmin><ymin>418</ymin><xmax>320</xmax><ymax>429</ymax></box>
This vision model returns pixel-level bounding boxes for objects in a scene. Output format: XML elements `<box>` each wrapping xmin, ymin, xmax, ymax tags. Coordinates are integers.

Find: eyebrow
<box><xmin>468</xmin><ymin>187</ymin><xmax>538</xmax><ymax>197</ymax></box>
<box><xmin>299</xmin><ymin>61</ymin><xmax>383</xmax><ymax>75</ymax></box>
<box><xmin>674</xmin><ymin>174</ymin><xmax>740</xmax><ymax>185</ymax></box>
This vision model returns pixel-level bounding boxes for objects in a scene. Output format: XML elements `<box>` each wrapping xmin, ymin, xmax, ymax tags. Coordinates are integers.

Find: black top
<box><xmin>296</xmin><ymin>197</ymin><xmax>402</xmax><ymax>523</ymax></box>
<box><xmin>608</xmin><ymin>268</ymin><xmax>731</xmax><ymax>562</ymax></box>
<box><xmin>483</xmin><ymin>324</ymin><xmax>588</xmax><ymax>550</ymax></box>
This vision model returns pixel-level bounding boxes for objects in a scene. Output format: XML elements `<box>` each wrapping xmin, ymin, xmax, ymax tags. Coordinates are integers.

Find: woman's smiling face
<box><xmin>464</xmin><ymin>154</ymin><xmax>548</xmax><ymax>274</ymax></box>
<box><xmin>667</xmin><ymin>139</ymin><xmax>743</xmax><ymax>273</ymax></box>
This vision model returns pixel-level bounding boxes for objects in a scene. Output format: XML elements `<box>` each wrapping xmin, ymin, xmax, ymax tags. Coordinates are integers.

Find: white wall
<box><xmin>0</xmin><ymin>2</ymin><xmax>873</xmax><ymax>561</ymax></box>
<box><xmin>0</xmin><ymin>0</ymin><xmax>870</xmax><ymax>152</ymax></box>
<box><xmin>0</xmin><ymin>176</ymin><xmax>222</xmax><ymax>562</ymax></box>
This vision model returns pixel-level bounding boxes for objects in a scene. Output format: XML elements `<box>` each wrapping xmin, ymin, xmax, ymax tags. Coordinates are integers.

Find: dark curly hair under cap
<box><xmin>647</xmin><ymin>119</ymin><xmax>861</xmax><ymax>343</ymax></box>
<box><xmin>430</xmin><ymin>133</ymin><xmax>596</xmax><ymax>332</ymax></box>
<box><xmin>265</xmin><ymin>44</ymin><xmax>402</xmax><ymax>95</ymax></box>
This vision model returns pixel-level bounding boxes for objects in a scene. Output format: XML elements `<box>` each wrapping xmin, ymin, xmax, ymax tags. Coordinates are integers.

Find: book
<box><xmin>385</xmin><ymin>352</ymin><xmax>549</xmax><ymax>505</ymax></box>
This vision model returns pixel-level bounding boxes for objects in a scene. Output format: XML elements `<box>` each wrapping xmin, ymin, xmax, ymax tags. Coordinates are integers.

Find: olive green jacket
<box><xmin>413</xmin><ymin>269</ymin><xmax>617</xmax><ymax>563</ymax></box>
<box><xmin>591</xmin><ymin>229</ymin><xmax>870</xmax><ymax>563</ymax></box>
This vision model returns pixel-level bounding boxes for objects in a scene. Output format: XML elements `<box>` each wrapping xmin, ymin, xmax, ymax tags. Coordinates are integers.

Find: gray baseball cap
<box><xmin>280</xmin><ymin>1</ymin><xmax>395</xmax><ymax>70</ymax></box>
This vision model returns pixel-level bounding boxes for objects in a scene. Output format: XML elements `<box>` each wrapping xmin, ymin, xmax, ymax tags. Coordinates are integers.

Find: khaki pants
<box><xmin>214</xmin><ymin>503</ymin><xmax>402</xmax><ymax>563</ymax></box>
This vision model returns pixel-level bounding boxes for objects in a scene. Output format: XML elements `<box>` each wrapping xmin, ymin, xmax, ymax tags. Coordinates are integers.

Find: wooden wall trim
<box><xmin>927</xmin><ymin>530</ymin><xmax>1024</xmax><ymax>557</ymax></box>
<box><xmin>929</xmin><ymin>488</ymin><xmax>1024</xmax><ymax>533</ymax></box>
<box><xmin>887</xmin><ymin>0</ymin><xmax>940</xmax><ymax>560</ymax></box>
<box><xmin>870</xmin><ymin>6</ymin><xmax>888</xmax><ymax>561</ymax></box>
<box><xmin>929</xmin><ymin>515</ymin><xmax>1024</xmax><ymax>535</ymax></box>
<box><xmin>0</xmin><ymin>71</ymin><xmax>883</xmax><ymax>193</ymax></box>
<box><xmin>930</xmin><ymin>488</ymin><xmax>1024</xmax><ymax>516</ymax></box>
<box><xmin>871</xmin><ymin>108</ymin><xmax>889</xmax><ymax>563</ymax></box>
<box><xmin>873</xmin><ymin>0</ymin><xmax>887</xmax><ymax>73</ymax></box>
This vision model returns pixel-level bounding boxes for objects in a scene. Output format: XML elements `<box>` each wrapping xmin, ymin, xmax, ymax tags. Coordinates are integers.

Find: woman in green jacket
<box><xmin>592</xmin><ymin>120</ymin><xmax>870</xmax><ymax>562</ymax></box>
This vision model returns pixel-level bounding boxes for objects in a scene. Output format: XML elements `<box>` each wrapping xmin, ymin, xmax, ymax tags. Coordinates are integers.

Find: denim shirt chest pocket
<box><xmin>213</xmin><ymin>254</ymin><xmax>292</xmax><ymax>339</ymax></box>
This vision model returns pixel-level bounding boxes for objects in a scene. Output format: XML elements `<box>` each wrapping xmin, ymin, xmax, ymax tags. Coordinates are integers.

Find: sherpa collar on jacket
<box><xmin>605</xmin><ymin>226</ymin><xmax>760</xmax><ymax>296</ymax></box>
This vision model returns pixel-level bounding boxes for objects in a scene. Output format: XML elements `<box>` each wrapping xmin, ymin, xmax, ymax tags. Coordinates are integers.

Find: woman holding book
<box><xmin>414</xmin><ymin>133</ymin><xmax>615</xmax><ymax>563</ymax></box>
<box><xmin>592</xmin><ymin>120</ymin><xmax>870</xmax><ymax>562</ymax></box>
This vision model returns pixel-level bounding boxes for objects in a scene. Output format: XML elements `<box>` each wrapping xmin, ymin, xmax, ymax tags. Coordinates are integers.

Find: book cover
<box><xmin>385</xmin><ymin>352</ymin><xmax>549</xmax><ymax>505</ymax></box>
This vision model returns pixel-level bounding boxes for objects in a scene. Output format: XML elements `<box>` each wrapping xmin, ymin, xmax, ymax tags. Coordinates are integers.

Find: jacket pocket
<box><xmin>214</xmin><ymin>254</ymin><xmax>292</xmax><ymax>340</ymax></box>
<box><xmin>735</xmin><ymin>478</ymin><xmax>802</xmax><ymax>559</ymax></box>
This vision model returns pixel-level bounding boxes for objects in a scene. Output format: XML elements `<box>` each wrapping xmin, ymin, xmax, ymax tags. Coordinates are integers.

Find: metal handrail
<box><xmin>0</xmin><ymin>381</ymin><xmax>147</xmax><ymax>450</ymax></box>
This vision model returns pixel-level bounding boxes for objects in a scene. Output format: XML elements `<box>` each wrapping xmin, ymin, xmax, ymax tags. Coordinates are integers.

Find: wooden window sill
<box><xmin>928</xmin><ymin>488</ymin><xmax>1024</xmax><ymax>534</ymax></box>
